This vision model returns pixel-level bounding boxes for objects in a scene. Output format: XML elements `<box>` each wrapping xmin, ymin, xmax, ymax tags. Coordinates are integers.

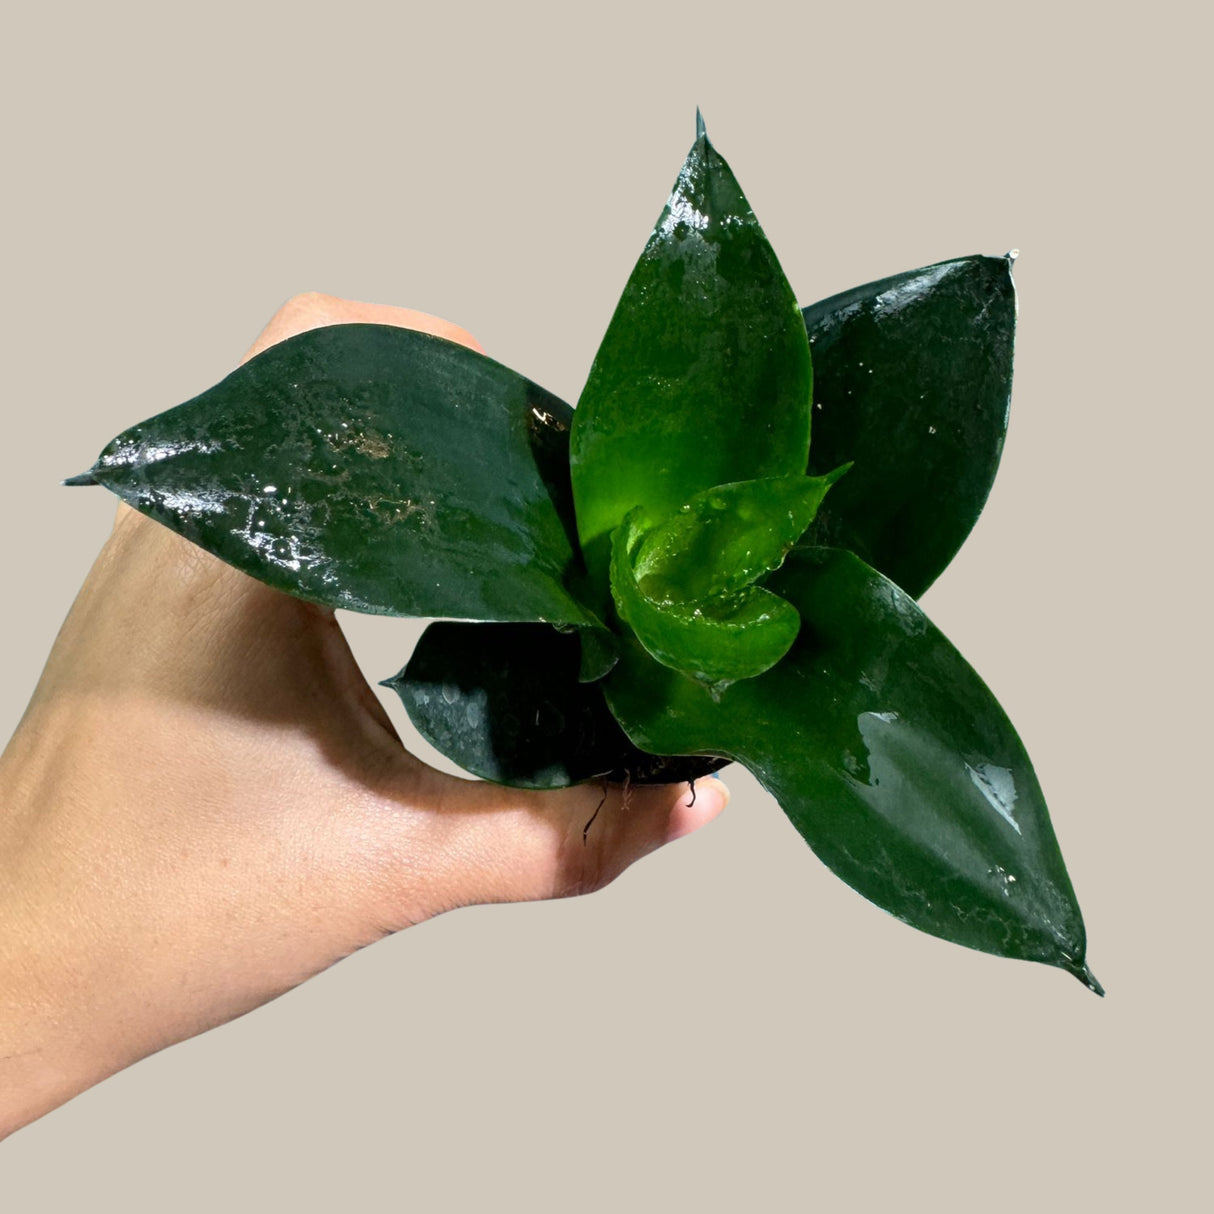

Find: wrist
<box><xmin>0</xmin><ymin>735</ymin><xmax>147</xmax><ymax>1138</ymax></box>
<box><xmin>0</xmin><ymin>894</ymin><xmax>124</xmax><ymax>1139</ymax></box>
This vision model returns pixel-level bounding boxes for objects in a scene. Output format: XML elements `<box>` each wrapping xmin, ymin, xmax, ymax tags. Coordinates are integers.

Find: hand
<box><xmin>0</xmin><ymin>294</ymin><xmax>728</xmax><ymax>1138</ymax></box>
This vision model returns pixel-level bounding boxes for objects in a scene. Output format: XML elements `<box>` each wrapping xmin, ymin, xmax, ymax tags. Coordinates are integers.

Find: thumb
<box><xmin>393</xmin><ymin>769</ymin><xmax>731</xmax><ymax>914</ymax></box>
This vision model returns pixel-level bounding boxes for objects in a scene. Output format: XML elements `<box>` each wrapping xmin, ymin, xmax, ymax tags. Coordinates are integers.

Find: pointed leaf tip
<box><xmin>62</xmin><ymin>471</ymin><xmax>99</xmax><ymax>487</ymax></box>
<box><xmin>1074</xmin><ymin>962</ymin><xmax>1105</xmax><ymax>997</ymax></box>
<box><xmin>695</xmin><ymin>107</ymin><xmax>707</xmax><ymax>141</ymax></box>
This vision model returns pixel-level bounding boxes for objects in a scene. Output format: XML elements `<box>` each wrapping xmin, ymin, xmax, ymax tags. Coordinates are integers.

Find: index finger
<box><xmin>240</xmin><ymin>292</ymin><xmax>485</xmax><ymax>364</ymax></box>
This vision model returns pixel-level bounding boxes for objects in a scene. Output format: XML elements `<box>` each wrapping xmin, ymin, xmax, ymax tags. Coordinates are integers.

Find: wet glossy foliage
<box><xmin>803</xmin><ymin>255</ymin><xmax>1016</xmax><ymax>597</ymax></box>
<box><xmin>606</xmin><ymin>549</ymin><xmax>1098</xmax><ymax>993</ymax></box>
<box><xmin>83</xmin><ymin>327</ymin><xmax>595</xmax><ymax>625</ymax></box>
<box><xmin>388</xmin><ymin>621</ymin><xmax>724</xmax><ymax>789</ymax></box>
<box><xmin>569</xmin><ymin>118</ymin><xmax>812</xmax><ymax>592</ymax></box>
<box><xmin>73</xmin><ymin>116</ymin><xmax>1098</xmax><ymax>991</ymax></box>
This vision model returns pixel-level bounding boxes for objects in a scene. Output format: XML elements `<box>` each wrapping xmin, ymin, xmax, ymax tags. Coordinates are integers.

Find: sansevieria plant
<box><xmin>67</xmin><ymin>113</ymin><xmax>1100</xmax><ymax>993</ymax></box>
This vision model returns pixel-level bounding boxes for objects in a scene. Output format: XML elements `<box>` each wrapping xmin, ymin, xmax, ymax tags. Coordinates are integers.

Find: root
<box><xmin>581</xmin><ymin>770</ymin><xmax>636</xmax><ymax>844</ymax></box>
<box><xmin>583</xmin><ymin>778</ymin><xmax>609</xmax><ymax>845</ymax></box>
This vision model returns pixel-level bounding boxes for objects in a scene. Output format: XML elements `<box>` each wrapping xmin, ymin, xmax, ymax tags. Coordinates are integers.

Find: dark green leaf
<box><xmin>385</xmin><ymin>622</ymin><xmax>725</xmax><ymax>788</ymax></box>
<box><xmin>82</xmin><ymin>324</ymin><xmax>597</xmax><ymax>625</ymax></box>
<box><xmin>570</xmin><ymin>123</ymin><xmax>812</xmax><ymax>591</ymax></box>
<box><xmin>634</xmin><ymin>470</ymin><xmax>848</xmax><ymax>603</ymax></box>
<box><xmin>577</xmin><ymin>625</ymin><xmax>620</xmax><ymax>683</ymax></box>
<box><xmin>604</xmin><ymin>547</ymin><xmax>1097</xmax><ymax>990</ymax></box>
<box><xmin>803</xmin><ymin>255</ymin><xmax>1016</xmax><ymax>598</ymax></box>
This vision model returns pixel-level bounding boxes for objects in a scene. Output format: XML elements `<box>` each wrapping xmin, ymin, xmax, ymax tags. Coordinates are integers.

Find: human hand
<box><xmin>0</xmin><ymin>295</ymin><xmax>728</xmax><ymax>1138</ymax></box>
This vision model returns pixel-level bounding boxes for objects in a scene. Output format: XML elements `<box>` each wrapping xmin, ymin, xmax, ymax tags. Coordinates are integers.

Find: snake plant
<box><xmin>68</xmin><ymin>113</ymin><xmax>1100</xmax><ymax>994</ymax></box>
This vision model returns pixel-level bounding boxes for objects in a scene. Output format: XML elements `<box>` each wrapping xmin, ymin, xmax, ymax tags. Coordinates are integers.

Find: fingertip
<box><xmin>665</xmin><ymin>775</ymin><xmax>730</xmax><ymax>844</ymax></box>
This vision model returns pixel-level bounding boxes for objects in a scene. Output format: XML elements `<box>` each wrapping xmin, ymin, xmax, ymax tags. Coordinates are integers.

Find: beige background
<box><xmin>2</xmin><ymin>1</ymin><xmax>1207</xmax><ymax>1209</ymax></box>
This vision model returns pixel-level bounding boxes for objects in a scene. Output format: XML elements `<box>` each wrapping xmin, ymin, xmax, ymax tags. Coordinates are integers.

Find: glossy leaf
<box><xmin>386</xmin><ymin>621</ymin><xmax>725</xmax><ymax>788</ymax></box>
<box><xmin>79</xmin><ymin>324</ymin><xmax>597</xmax><ymax>625</ymax></box>
<box><xmin>577</xmin><ymin>625</ymin><xmax>620</xmax><ymax>683</ymax></box>
<box><xmin>802</xmin><ymin>255</ymin><xmax>1016</xmax><ymax>598</ymax></box>
<box><xmin>611</xmin><ymin>509</ymin><xmax>801</xmax><ymax>689</ymax></box>
<box><xmin>570</xmin><ymin>121</ymin><xmax>813</xmax><ymax>591</ymax></box>
<box><xmin>633</xmin><ymin>470</ymin><xmax>848</xmax><ymax>603</ymax></box>
<box><xmin>604</xmin><ymin>547</ymin><xmax>1098</xmax><ymax>990</ymax></box>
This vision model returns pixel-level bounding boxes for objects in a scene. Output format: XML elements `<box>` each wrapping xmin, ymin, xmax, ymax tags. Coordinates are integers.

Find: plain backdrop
<box><xmin>2</xmin><ymin>2</ymin><xmax>1207</xmax><ymax>1210</ymax></box>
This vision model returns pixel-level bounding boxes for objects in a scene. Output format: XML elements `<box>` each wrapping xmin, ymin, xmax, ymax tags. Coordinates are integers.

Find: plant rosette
<box><xmin>68</xmin><ymin>113</ymin><xmax>1100</xmax><ymax>994</ymax></box>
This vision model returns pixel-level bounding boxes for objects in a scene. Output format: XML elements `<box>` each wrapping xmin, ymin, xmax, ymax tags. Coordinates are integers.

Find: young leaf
<box><xmin>78</xmin><ymin>324</ymin><xmax>598</xmax><ymax>626</ymax></box>
<box><xmin>385</xmin><ymin>621</ymin><xmax>724</xmax><ymax>788</ymax></box>
<box><xmin>603</xmin><ymin>547</ymin><xmax>1098</xmax><ymax>991</ymax></box>
<box><xmin>570</xmin><ymin>121</ymin><xmax>813</xmax><ymax>591</ymax></box>
<box><xmin>607</xmin><ymin>469</ymin><xmax>844</xmax><ymax>690</ymax></box>
<box><xmin>802</xmin><ymin>255</ymin><xmax>1016</xmax><ymax>598</ymax></box>
<box><xmin>634</xmin><ymin>470</ymin><xmax>848</xmax><ymax>603</ymax></box>
<box><xmin>611</xmin><ymin>508</ymin><xmax>801</xmax><ymax>689</ymax></box>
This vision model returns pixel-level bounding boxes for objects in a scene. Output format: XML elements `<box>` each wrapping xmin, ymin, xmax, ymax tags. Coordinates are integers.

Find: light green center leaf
<box><xmin>634</xmin><ymin>468</ymin><xmax>849</xmax><ymax>603</ymax></box>
<box><xmin>609</xmin><ymin>481</ymin><xmax>831</xmax><ymax>691</ymax></box>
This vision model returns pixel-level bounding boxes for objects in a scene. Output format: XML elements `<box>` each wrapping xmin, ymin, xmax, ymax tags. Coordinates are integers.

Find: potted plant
<box><xmin>68</xmin><ymin>113</ymin><xmax>1100</xmax><ymax>993</ymax></box>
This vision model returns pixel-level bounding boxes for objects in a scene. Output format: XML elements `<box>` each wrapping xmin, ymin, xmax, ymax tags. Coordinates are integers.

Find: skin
<box><xmin>0</xmin><ymin>295</ymin><xmax>729</xmax><ymax>1139</ymax></box>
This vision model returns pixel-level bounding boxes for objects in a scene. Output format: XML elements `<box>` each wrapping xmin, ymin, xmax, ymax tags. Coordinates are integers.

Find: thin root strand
<box><xmin>583</xmin><ymin>779</ymin><xmax>609</xmax><ymax>845</ymax></box>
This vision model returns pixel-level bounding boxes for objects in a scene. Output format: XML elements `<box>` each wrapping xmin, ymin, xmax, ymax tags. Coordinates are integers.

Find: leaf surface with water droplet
<box><xmin>604</xmin><ymin>546</ymin><xmax>1094</xmax><ymax>986</ymax></box>
<box><xmin>81</xmin><ymin>324</ymin><xmax>598</xmax><ymax>625</ymax></box>
<box><xmin>570</xmin><ymin>123</ymin><xmax>812</xmax><ymax>594</ymax></box>
<box><xmin>802</xmin><ymin>255</ymin><xmax>1016</xmax><ymax>597</ymax></box>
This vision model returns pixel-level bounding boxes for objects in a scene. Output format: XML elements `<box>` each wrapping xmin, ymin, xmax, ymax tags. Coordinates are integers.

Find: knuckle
<box><xmin>274</xmin><ymin>291</ymin><xmax>338</xmax><ymax>324</ymax></box>
<box><xmin>283</xmin><ymin>289</ymin><xmax>328</xmax><ymax>309</ymax></box>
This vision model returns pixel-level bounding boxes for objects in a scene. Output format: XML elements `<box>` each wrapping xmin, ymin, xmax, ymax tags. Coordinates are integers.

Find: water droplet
<box><xmin>988</xmin><ymin>864</ymin><xmax>1019</xmax><ymax>897</ymax></box>
<box><xmin>966</xmin><ymin>762</ymin><xmax>1021</xmax><ymax>834</ymax></box>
